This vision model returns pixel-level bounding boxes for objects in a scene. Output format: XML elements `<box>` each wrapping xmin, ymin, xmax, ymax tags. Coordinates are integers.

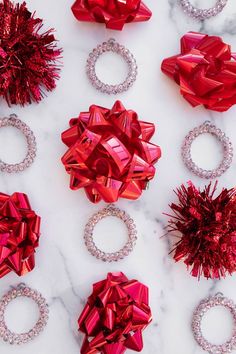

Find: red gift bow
<box><xmin>161</xmin><ymin>32</ymin><xmax>236</xmax><ymax>112</ymax></box>
<box><xmin>71</xmin><ymin>0</ymin><xmax>152</xmax><ymax>30</ymax></box>
<box><xmin>61</xmin><ymin>100</ymin><xmax>161</xmax><ymax>204</ymax></box>
<box><xmin>0</xmin><ymin>192</ymin><xmax>41</xmax><ymax>278</ymax></box>
<box><xmin>78</xmin><ymin>272</ymin><xmax>152</xmax><ymax>354</ymax></box>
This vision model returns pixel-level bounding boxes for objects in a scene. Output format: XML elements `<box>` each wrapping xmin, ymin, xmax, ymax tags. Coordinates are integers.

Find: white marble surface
<box><xmin>1</xmin><ymin>0</ymin><xmax>236</xmax><ymax>353</ymax></box>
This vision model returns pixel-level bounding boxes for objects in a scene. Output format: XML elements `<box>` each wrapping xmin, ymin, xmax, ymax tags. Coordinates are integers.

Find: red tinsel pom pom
<box><xmin>61</xmin><ymin>100</ymin><xmax>161</xmax><ymax>203</ymax></box>
<box><xmin>161</xmin><ymin>32</ymin><xmax>236</xmax><ymax>112</ymax></box>
<box><xmin>166</xmin><ymin>182</ymin><xmax>236</xmax><ymax>279</ymax></box>
<box><xmin>78</xmin><ymin>272</ymin><xmax>152</xmax><ymax>354</ymax></box>
<box><xmin>0</xmin><ymin>0</ymin><xmax>61</xmax><ymax>106</ymax></box>
<box><xmin>71</xmin><ymin>0</ymin><xmax>152</xmax><ymax>31</ymax></box>
<box><xmin>0</xmin><ymin>192</ymin><xmax>41</xmax><ymax>278</ymax></box>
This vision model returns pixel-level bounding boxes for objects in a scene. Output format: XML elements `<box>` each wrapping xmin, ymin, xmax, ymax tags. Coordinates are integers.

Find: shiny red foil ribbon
<box><xmin>161</xmin><ymin>32</ymin><xmax>236</xmax><ymax>112</ymax></box>
<box><xmin>78</xmin><ymin>272</ymin><xmax>152</xmax><ymax>354</ymax></box>
<box><xmin>71</xmin><ymin>0</ymin><xmax>152</xmax><ymax>30</ymax></box>
<box><xmin>61</xmin><ymin>100</ymin><xmax>161</xmax><ymax>203</ymax></box>
<box><xmin>167</xmin><ymin>182</ymin><xmax>236</xmax><ymax>279</ymax></box>
<box><xmin>0</xmin><ymin>192</ymin><xmax>41</xmax><ymax>278</ymax></box>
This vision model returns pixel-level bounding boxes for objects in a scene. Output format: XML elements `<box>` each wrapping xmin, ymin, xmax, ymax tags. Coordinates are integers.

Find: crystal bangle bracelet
<box><xmin>182</xmin><ymin>121</ymin><xmax>233</xmax><ymax>179</ymax></box>
<box><xmin>84</xmin><ymin>204</ymin><xmax>137</xmax><ymax>262</ymax></box>
<box><xmin>192</xmin><ymin>293</ymin><xmax>236</xmax><ymax>353</ymax></box>
<box><xmin>86</xmin><ymin>38</ymin><xmax>138</xmax><ymax>94</ymax></box>
<box><xmin>179</xmin><ymin>0</ymin><xmax>228</xmax><ymax>20</ymax></box>
<box><xmin>0</xmin><ymin>284</ymin><xmax>49</xmax><ymax>345</ymax></box>
<box><xmin>0</xmin><ymin>114</ymin><xmax>37</xmax><ymax>173</ymax></box>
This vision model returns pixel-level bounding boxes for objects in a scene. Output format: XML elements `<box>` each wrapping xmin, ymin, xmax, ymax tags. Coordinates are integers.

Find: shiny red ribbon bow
<box><xmin>78</xmin><ymin>272</ymin><xmax>152</xmax><ymax>354</ymax></box>
<box><xmin>161</xmin><ymin>32</ymin><xmax>236</xmax><ymax>112</ymax></box>
<box><xmin>71</xmin><ymin>0</ymin><xmax>152</xmax><ymax>30</ymax></box>
<box><xmin>0</xmin><ymin>192</ymin><xmax>41</xmax><ymax>278</ymax></box>
<box><xmin>61</xmin><ymin>100</ymin><xmax>161</xmax><ymax>203</ymax></box>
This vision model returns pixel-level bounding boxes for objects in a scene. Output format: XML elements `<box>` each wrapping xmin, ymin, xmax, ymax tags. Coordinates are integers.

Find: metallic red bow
<box><xmin>71</xmin><ymin>0</ymin><xmax>152</xmax><ymax>30</ymax></box>
<box><xmin>161</xmin><ymin>32</ymin><xmax>236</xmax><ymax>112</ymax></box>
<box><xmin>61</xmin><ymin>101</ymin><xmax>161</xmax><ymax>203</ymax></box>
<box><xmin>78</xmin><ymin>272</ymin><xmax>152</xmax><ymax>354</ymax></box>
<box><xmin>0</xmin><ymin>192</ymin><xmax>41</xmax><ymax>278</ymax></box>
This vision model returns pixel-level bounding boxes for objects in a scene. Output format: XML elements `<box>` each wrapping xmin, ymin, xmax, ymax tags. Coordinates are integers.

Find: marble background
<box><xmin>1</xmin><ymin>0</ymin><xmax>236</xmax><ymax>353</ymax></box>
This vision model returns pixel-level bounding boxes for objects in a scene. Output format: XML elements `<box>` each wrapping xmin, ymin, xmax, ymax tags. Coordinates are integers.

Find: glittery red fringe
<box><xmin>167</xmin><ymin>181</ymin><xmax>236</xmax><ymax>279</ymax></box>
<box><xmin>0</xmin><ymin>0</ymin><xmax>61</xmax><ymax>106</ymax></box>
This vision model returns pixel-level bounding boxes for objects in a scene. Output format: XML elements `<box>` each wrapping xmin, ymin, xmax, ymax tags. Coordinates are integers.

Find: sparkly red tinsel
<box><xmin>0</xmin><ymin>0</ymin><xmax>61</xmax><ymax>106</ymax></box>
<box><xmin>167</xmin><ymin>182</ymin><xmax>236</xmax><ymax>279</ymax></box>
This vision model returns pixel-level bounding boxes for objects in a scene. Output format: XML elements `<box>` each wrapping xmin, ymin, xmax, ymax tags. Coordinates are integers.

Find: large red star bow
<box><xmin>61</xmin><ymin>101</ymin><xmax>161</xmax><ymax>203</ymax></box>
<box><xmin>162</xmin><ymin>32</ymin><xmax>236</xmax><ymax>112</ymax></box>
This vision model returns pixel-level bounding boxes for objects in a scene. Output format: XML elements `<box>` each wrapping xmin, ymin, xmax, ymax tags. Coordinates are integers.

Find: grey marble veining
<box><xmin>0</xmin><ymin>0</ymin><xmax>236</xmax><ymax>353</ymax></box>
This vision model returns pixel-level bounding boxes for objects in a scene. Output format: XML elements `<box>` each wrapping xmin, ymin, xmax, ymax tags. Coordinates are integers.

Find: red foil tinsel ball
<box><xmin>0</xmin><ymin>0</ymin><xmax>61</xmax><ymax>106</ymax></box>
<box><xmin>161</xmin><ymin>32</ymin><xmax>236</xmax><ymax>112</ymax></box>
<box><xmin>167</xmin><ymin>182</ymin><xmax>236</xmax><ymax>279</ymax></box>
<box><xmin>61</xmin><ymin>100</ymin><xmax>161</xmax><ymax>204</ymax></box>
<box><xmin>78</xmin><ymin>272</ymin><xmax>152</xmax><ymax>354</ymax></box>
<box><xmin>71</xmin><ymin>0</ymin><xmax>152</xmax><ymax>31</ymax></box>
<box><xmin>0</xmin><ymin>192</ymin><xmax>41</xmax><ymax>278</ymax></box>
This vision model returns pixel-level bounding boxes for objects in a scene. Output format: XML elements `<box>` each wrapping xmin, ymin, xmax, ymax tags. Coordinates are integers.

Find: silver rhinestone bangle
<box><xmin>182</xmin><ymin>121</ymin><xmax>233</xmax><ymax>179</ymax></box>
<box><xmin>192</xmin><ymin>293</ymin><xmax>236</xmax><ymax>353</ymax></box>
<box><xmin>0</xmin><ymin>114</ymin><xmax>37</xmax><ymax>173</ymax></box>
<box><xmin>0</xmin><ymin>283</ymin><xmax>49</xmax><ymax>345</ymax></box>
<box><xmin>86</xmin><ymin>38</ymin><xmax>138</xmax><ymax>95</ymax></box>
<box><xmin>84</xmin><ymin>204</ymin><xmax>137</xmax><ymax>262</ymax></box>
<box><xmin>179</xmin><ymin>0</ymin><xmax>228</xmax><ymax>20</ymax></box>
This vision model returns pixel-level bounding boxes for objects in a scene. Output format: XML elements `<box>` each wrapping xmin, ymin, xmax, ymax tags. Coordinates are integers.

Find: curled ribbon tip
<box><xmin>0</xmin><ymin>192</ymin><xmax>41</xmax><ymax>278</ymax></box>
<box><xmin>61</xmin><ymin>100</ymin><xmax>161</xmax><ymax>204</ymax></box>
<box><xmin>78</xmin><ymin>272</ymin><xmax>152</xmax><ymax>354</ymax></box>
<box><xmin>71</xmin><ymin>0</ymin><xmax>152</xmax><ymax>30</ymax></box>
<box><xmin>161</xmin><ymin>32</ymin><xmax>236</xmax><ymax>112</ymax></box>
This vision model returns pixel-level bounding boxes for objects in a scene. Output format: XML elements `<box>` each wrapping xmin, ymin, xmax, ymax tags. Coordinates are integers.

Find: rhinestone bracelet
<box><xmin>84</xmin><ymin>204</ymin><xmax>137</xmax><ymax>262</ymax></box>
<box><xmin>182</xmin><ymin>121</ymin><xmax>233</xmax><ymax>179</ymax></box>
<box><xmin>0</xmin><ymin>284</ymin><xmax>49</xmax><ymax>345</ymax></box>
<box><xmin>179</xmin><ymin>0</ymin><xmax>228</xmax><ymax>20</ymax></box>
<box><xmin>86</xmin><ymin>38</ymin><xmax>138</xmax><ymax>94</ymax></box>
<box><xmin>0</xmin><ymin>114</ymin><xmax>36</xmax><ymax>173</ymax></box>
<box><xmin>192</xmin><ymin>293</ymin><xmax>236</xmax><ymax>353</ymax></box>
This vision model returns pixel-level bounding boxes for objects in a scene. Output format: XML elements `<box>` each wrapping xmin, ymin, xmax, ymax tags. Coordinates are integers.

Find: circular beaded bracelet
<box><xmin>179</xmin><ymin>0</ymin><xmax>228</xmax><ymax>20</ymax></box>
<box><xmin>192</xmin><ymin>293</ymin><xmax>236</xmax><ymax>353</ymax></box>
<box><xmin>86</xmin><ymin>38</ymin><xmax>137</xmax><ymax>94</ymax></box>
<box><xmin>84</xmin><ymin>204</ymin><xmax>137</xmax><ymax>262</ymax></box>
<box><xmin>0</xmin><ymin>114</ymin><xmax>36</xmax><ymax>173</ymax></box>
<box><xmin>0</xmin><ymin>284</ymin><xmax>49</xmax><ymax>345</ymax></box>
<box><xmin>182</xmin><ymin>121</ymin><xmax>233</xmax><ymax>179</ymax></box>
